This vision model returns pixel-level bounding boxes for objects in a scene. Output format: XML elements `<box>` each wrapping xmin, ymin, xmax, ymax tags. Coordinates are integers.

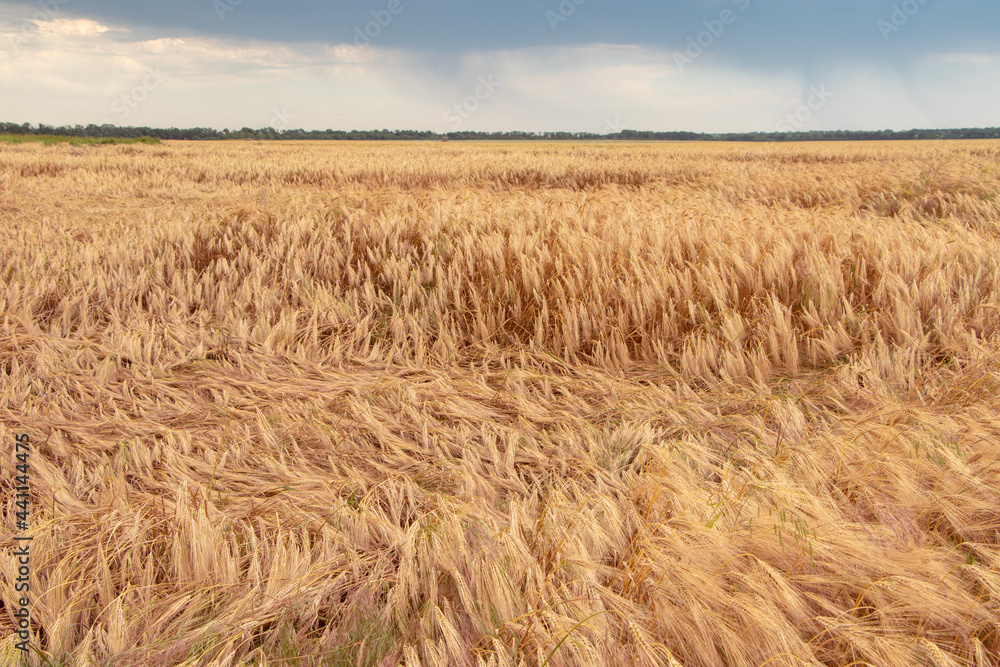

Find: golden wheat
<box><xmin>1</xmin><ymin>139</ymin><xmax>999</xmax><ymax>666</ymax></box>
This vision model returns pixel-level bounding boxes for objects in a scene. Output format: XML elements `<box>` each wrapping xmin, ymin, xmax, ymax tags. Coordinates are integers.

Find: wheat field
<box><xmin>1</xmin><ymin>139</ymin><xmax>999</xmax><ymax>666</ymax></box>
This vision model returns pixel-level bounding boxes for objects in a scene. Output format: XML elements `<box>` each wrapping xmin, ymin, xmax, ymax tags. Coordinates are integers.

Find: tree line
<box><xmin>2</xmin><ymin>122</ymin><xmax>999</xmax><ymax>142</ymax></box>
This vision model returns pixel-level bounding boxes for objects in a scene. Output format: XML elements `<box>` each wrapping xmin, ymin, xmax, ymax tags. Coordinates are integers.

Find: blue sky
<box><xmin>1</xmin><ymin>0</ymin><xmax>997</xmax><ymax>132</ymax></box>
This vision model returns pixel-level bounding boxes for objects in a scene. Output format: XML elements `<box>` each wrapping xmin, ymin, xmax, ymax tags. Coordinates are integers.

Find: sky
<box><xmin>0</xmin><ymin>0</ymin><xmax>998</xmax><ymax>133</ymax></box>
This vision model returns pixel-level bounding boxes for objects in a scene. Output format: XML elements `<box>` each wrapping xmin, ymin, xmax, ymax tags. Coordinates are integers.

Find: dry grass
<box><xmin>1</xmin><ymin>139</ymin><xmax>999</xmax><ymax>666</ymax></box>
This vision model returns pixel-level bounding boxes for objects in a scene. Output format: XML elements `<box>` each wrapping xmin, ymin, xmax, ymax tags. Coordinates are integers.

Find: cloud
<box><xmin>6</xmin><ymin>0</ymin><xmax>999</xmax><ymax>68</ymax></box>
<box><xmin>30</xmin><ymin>17</ymin><xmax>112</xmax><ymax>36</ymax></box>
<box><xmin>0</xmin><ymin>0</ymin><xmax>997</xmax><ymax>132</ymax></box>
<box><xmin>932</xmin><ymin>52</ymin><xmax>995</xmax><ymax>64</ymax></box>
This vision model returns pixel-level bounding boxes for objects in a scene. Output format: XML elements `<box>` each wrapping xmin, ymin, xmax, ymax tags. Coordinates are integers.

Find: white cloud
<box><xmin>30</xmin><ymin>17</ymin><xmax>111</xmax><ymax>36</ymax></box>
<box><xmin>932</xmin><ymin>52</ymin><xmax>994</xmax><ymax>64</ymax></box>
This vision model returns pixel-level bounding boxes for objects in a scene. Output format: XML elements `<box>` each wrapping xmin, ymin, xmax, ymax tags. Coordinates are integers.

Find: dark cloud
<box><xmin>8</xmin><ymin>0</ymin><xmax>998</xmax><ymax>70</ymax></box>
